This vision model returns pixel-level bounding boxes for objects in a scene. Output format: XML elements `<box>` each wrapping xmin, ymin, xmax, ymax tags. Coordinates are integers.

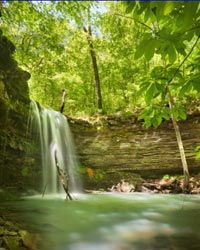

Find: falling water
<box><xmin>30</xmin><ymin>100</ymin><xmax>80</xmax><ymax>194</ymax></box>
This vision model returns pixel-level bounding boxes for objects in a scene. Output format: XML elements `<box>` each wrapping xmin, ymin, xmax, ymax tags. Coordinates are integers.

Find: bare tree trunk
<box><xmin>60</xmin><ymin>89</ymin><xmax>66</xmax><ymax>113</ymax></box>
<box><xmin>83</xmin><ymin>26</ymin><xmax>103</xmax><ymax>110</ymax></box>
<box><xmin>54</xmin><ymin>151</ymin><xmax>72</xmax><ymax>200</ymax></box>
<box><xmin>167</xmin><ymin>90</ymin><xmax>189</xmax><ymax>187</ymax></box>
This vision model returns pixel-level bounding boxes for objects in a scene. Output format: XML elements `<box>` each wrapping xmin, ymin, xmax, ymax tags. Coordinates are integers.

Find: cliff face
<box><xmin>69</xmin><ymin>115</ymin><xmax>200</xmax><ymax>188</ymax></box>
<box><xmin>0</xmin><ymin>30</ymin><xmax>40</xmax><ymax>193</ymax></box>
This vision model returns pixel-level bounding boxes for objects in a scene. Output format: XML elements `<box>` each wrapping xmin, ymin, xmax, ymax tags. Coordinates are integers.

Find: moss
<box><xmin>3</xmin><ymin>236</ymin><xmax>20</xmax><ymax>250</ymax></box>
<box><xmin>0</xmin><ymin>217</ymin><xmax>40</xmax><ymax>250</ymax></box>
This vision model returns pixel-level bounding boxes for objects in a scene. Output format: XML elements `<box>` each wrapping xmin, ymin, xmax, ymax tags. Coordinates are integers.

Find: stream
<box><xmin>1</xmin><ymin>193</ymin><xmax>200</xmax><ymax>250</ymax></box>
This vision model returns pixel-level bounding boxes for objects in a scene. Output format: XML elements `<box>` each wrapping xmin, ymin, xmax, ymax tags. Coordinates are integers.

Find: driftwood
<box><xmin>54</xmin><ymin>151</ymin><xmax>73</xmax><ymax>200</ymax></box>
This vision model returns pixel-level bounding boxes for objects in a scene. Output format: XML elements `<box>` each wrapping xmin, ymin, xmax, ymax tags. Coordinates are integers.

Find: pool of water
<box><xmin>2</xmin><ymin>193</ymin><xmax>200</xmax><ymax>250</ymax></box>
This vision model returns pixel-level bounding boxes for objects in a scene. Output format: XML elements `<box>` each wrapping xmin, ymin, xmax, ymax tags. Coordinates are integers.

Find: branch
<box><xmin>114</xmin><ymin>12</ymin><xmax>155</xmax><ymax>33</ymax></box>
<box><xmin>179</xmin><ymin>25</ymin><xmax>200</xmax><ymax>37</ymax></box>
<box><xmin>167</xmin><ymin>34</ymin><xmax>200</xmax><ymax>87</ymax></box>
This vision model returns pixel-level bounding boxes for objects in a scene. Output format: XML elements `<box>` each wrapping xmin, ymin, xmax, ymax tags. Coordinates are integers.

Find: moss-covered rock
<box><xmin>0</xmin><ymin>29</ymin><xmax>41</xmax><ymax>195</ymax></box>
<box><xmin>0</xmin><ymin>217</ymin><xmax>40</xmax><ymax>250</ymax></box>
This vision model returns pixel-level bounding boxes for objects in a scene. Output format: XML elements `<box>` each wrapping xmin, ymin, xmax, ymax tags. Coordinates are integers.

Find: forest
<box><xmin>1</xmin><ymin>1</ymin><xmax>200</xmax><ymax>250</ymax></box>
<box><xmin>1</xmin><ymin>1</ymin><xmax>200</xmax><ymax>116</ymax></box>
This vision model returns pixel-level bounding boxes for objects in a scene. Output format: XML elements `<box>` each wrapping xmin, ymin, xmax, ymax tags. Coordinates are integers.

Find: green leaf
<box><xmin>135</xmin><ymin>33</ymin><xmax>153</xmax><ymax>60</ymax></box>
<box><xmin>162</xmin><ymin>109</ymin><xmax>170</xmax><ymax>120</ymax></box>
<box><xmin>192</xmin><ymin>79</ymin><xmax>200</xmax><ymax>92</ymax></box>
<box><xmin>179</xmin><ymin>108</ymin><xmax>187</xmax><ymax>120</ymax></box>
<box><xmin>163</xmin><ymin>2</ymin><xmax>175</xmax><ymax>16</ymax></box>
<box><xmin>155</xmin><ymin>83</ymin><xmax>165</xmax><ymax>93</ymax></box>
<box><xmin>179</xmin><ymin>81</ymin><xmax>192</xmax><ymax>96</ymax></box>
<box><xmin>168</xmin><ymin>45</ymin><xmax>177</xmax><ymax>64</ymax></box>
<box><xmin>144</xmin><ymin>39</ymin><xmax>156</xmax><ymax>61</ymax></box>
<box><xmin>134</xmin><ymin>45</ymin><xmax>144</xmax><ymax>59</ymax></box>
<box><xmin>145</xmin><ymin>83</ymin><xmax>157</xmax><ymax>104</ymax></box>
<box><xmin>174</xmin><ymin>40</ymin><xmax>186</xmax><ymax>57</ymax></box>
<box><xmin>144</xmin><ymin>118</ymin><xmax>152</xmax><ymax>128</ymax></box>
<box><xmin>125</xmin><ymin>2</ymin><xmax>136</xmax><ymax>14</ymax></box>
<box><xmin>152</xmin><ymin>116</ymin><xmax>162</xmax><ymax>128</ymax></box>
<box><xmin>21</xmin><ymin>167</ymin><xmax>29</xmax><ymax>177</ymax></box>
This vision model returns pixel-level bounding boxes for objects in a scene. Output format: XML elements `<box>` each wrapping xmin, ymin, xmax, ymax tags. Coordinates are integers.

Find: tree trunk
<box><xmin>60</xmin><ymin>89</ymin><xmax>66</xmax><ymax>113</ymax></box>
<box><xmin>83</xmin><ymin>26</ymin><xmax>103</xmax><ymax>110</ymax></box>
<box><xmin>167</xmin><ymin>90</ymin><xmax>190</xmax><ymax>187</ymax></box>
<box><xmin>54</xmin><ymin>151</ymin><xmax>72</xmax><ymax>200</ymax></box>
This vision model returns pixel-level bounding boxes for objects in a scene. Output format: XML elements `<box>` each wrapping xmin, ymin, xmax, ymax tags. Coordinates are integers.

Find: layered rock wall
<box><xmin>69</xmin><ymin>115</ymin><xmax>200</xmax><ymax>187</ymax></box>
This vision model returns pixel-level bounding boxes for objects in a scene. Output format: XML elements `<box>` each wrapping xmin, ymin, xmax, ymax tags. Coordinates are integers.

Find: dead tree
<box><xmin>60</xmin><ymin>89</ymin><xmax>67</xmax><ymax>113</ymax></box>
<box><xmin>54</xmin><ymin>151</ymin><xmax>72</xmax><ymax>200</ymax></box>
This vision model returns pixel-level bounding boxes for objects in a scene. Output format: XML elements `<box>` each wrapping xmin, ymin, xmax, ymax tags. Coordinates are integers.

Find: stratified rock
<box><xmin>70</xmin><ymin>113</ymin><xmax>200</xmax><ymax>189</ymax></box>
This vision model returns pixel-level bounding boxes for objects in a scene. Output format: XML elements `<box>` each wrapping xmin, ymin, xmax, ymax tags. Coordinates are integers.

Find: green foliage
<box><xmin>162</xmin><ymin>174</ymin><xmax>170</xmax><ymax>181</ymax></box>
<box><xmin>195</xmin><ymin>146</ymin><xmax>200</xmax><ymax>161</ymax></box>
<box><xmin>0</xmin><ymin>1</ymin><xmax>200</xmax><ymax>119</ymax></box>
<box><xmin>21</xmin><ymin>167</ymin><xmax>30</xmax><ymax>177</ymax></box>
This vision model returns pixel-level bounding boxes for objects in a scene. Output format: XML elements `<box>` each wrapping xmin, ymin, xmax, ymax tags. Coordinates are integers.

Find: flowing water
<box><xmin>2</xmin><ymin>194</ymin><xmax>200</xmax><ymax>250</ymax></box>
<box><xmin>23</xmin><ymin>102</ymin><xmax>200</xmax><ymax>249</ymax></box>
<box><xmin>30</xmin><ymin>101</ymin><xmax>80</xmax><ymax>193</ymax></box>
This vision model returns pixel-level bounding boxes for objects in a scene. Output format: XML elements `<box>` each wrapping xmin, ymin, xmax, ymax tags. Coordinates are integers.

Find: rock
<box><xmin>71</xmin><ymin>112</ymin><xmax>200</xmax><ymax>190</ymax></box>
<box><xmin>0</xmin><ymin>228</ymin><xmax>17</xmax><ymax>236</ymax></box>
<box><xmin>19</xmin><ymin>230</ymin><xmax>39</xmax><ymax>250</ymax></box>
<box><xmin>141</xmin><ymin>186</ymin><xmax>151</xmax><ymax>193</ymax></box>
<box><xmin>191</xmin><ymin>188</ymin><xmax>200</xmax><ymax>194</ymax></box>
<box><xmin>109</xmin><ymin>179</ymin><xmax>135</xmax><ymax>193</ymax></box>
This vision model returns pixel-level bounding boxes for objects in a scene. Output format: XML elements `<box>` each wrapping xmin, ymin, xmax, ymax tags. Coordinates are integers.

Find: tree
<box><xmin>1</xmin><ymin>1</ymin><xmax>200</xmax><ymax>128</ymax></box>
<box><xmin>124</xmin><ymin>2</ymin><xmax>200</xmax><ymax>186</ymax></box>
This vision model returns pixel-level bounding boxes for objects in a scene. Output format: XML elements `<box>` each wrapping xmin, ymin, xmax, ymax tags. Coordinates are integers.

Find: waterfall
<box><xmin>30</xmin><ymin>100</ymin><xmax>80</xmax><ymax>194</ymax></box>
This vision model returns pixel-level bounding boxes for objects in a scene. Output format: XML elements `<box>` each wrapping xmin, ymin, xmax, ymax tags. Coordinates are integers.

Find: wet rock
<box><xmin>20</xmin><ymin>230</ymin><xmax>39</xmax><ymax>250</ymax></box>
<box><xmin>108</xmin><ymin>179</ymin><xmax>135</xmax><ymax>193</ymax></box>
<box><xmin>0</xmin><ymin>216</ymin><xmax>41</xmax><ymax>250</ymax></box>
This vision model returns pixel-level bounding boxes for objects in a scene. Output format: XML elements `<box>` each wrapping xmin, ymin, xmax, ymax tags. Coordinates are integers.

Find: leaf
<box><xmin>135</xmin><ymin>33</ymin><xmax>152</xmax><ymax>60</ymax></box>
<box><xmin>179</xmin><ymin>81</ymin><xmax>192</xmax><ymax>97</ymax></box>
<box><xmin>162</xmin><ymin>109</ymin><xmax>170</xmax><ymax>120</ymax></box>
<box><xmin>21</xmin><ymin>167</ymin><xmax>29</xmax><ymax>177</ymax></box>
<box><xmin>145</xmin><ymin>119</ymin><xmax>152</xmax><ymax>128</ymax></box>
<box><xmin>152</xmin><ymin>116</ymin><xmax>162</xmax><ymax>128</ymax></box>
<box><xmin>193</xmin><ymin>81</ymin><xmax>200</xmax><ymax>92</ymax></box>
<box><xmin>151</xmin><ymin>66</ymin><xmax>164</xmax><ymax>79</ymax></box>
<box><xmin>168</xmin><ymin>45</ymin><xmax>177</xmax><ymax>64</ymax></box>
<box><xmin>145</xmin><ymin>83</ymin><xmax>157</xmax><ymax>104</ymax></box>
<box><xmin>125</xmin><ymin>2</ymin><xmax>136</xmax><ymax>14</ymax></box>
<box><xmin>179</xmin><ymin>109</ymin><xmax>187</xmax><ymax>120</ymax></box>
<box><xmin>136</xmin><ymin>2</ymin><xmax>149</xmax><ymax>15</ymax></box>
<box><xmin>163</xmin><ymin>2</ymin><xmax>175</xmax><ymax>16</ymax></box>
<box><xmin>144</xmin><ymin>39</ymin><xmax>156</xmax><ymax>61</ymax></box>
<box><xmin>174</xmin><ymin>40</ymin><xmax>186</xmax><ymax>57</ymax></box>
<box><xmin>134</xmin><ymin>45</ymin><xmax>144</xmax><ymax>59</ymax></box>
<box><xmin>155</xmin><ymin>83</ymin><xmax>165</xmax><ymax>93</ymax></box>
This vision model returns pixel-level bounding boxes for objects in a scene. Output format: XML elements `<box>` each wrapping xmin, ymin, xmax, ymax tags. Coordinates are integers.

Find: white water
<box><xmin>30</xmin><ymin>101</ymin><xmax>80</xmax><ymax>194</ymax></box>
